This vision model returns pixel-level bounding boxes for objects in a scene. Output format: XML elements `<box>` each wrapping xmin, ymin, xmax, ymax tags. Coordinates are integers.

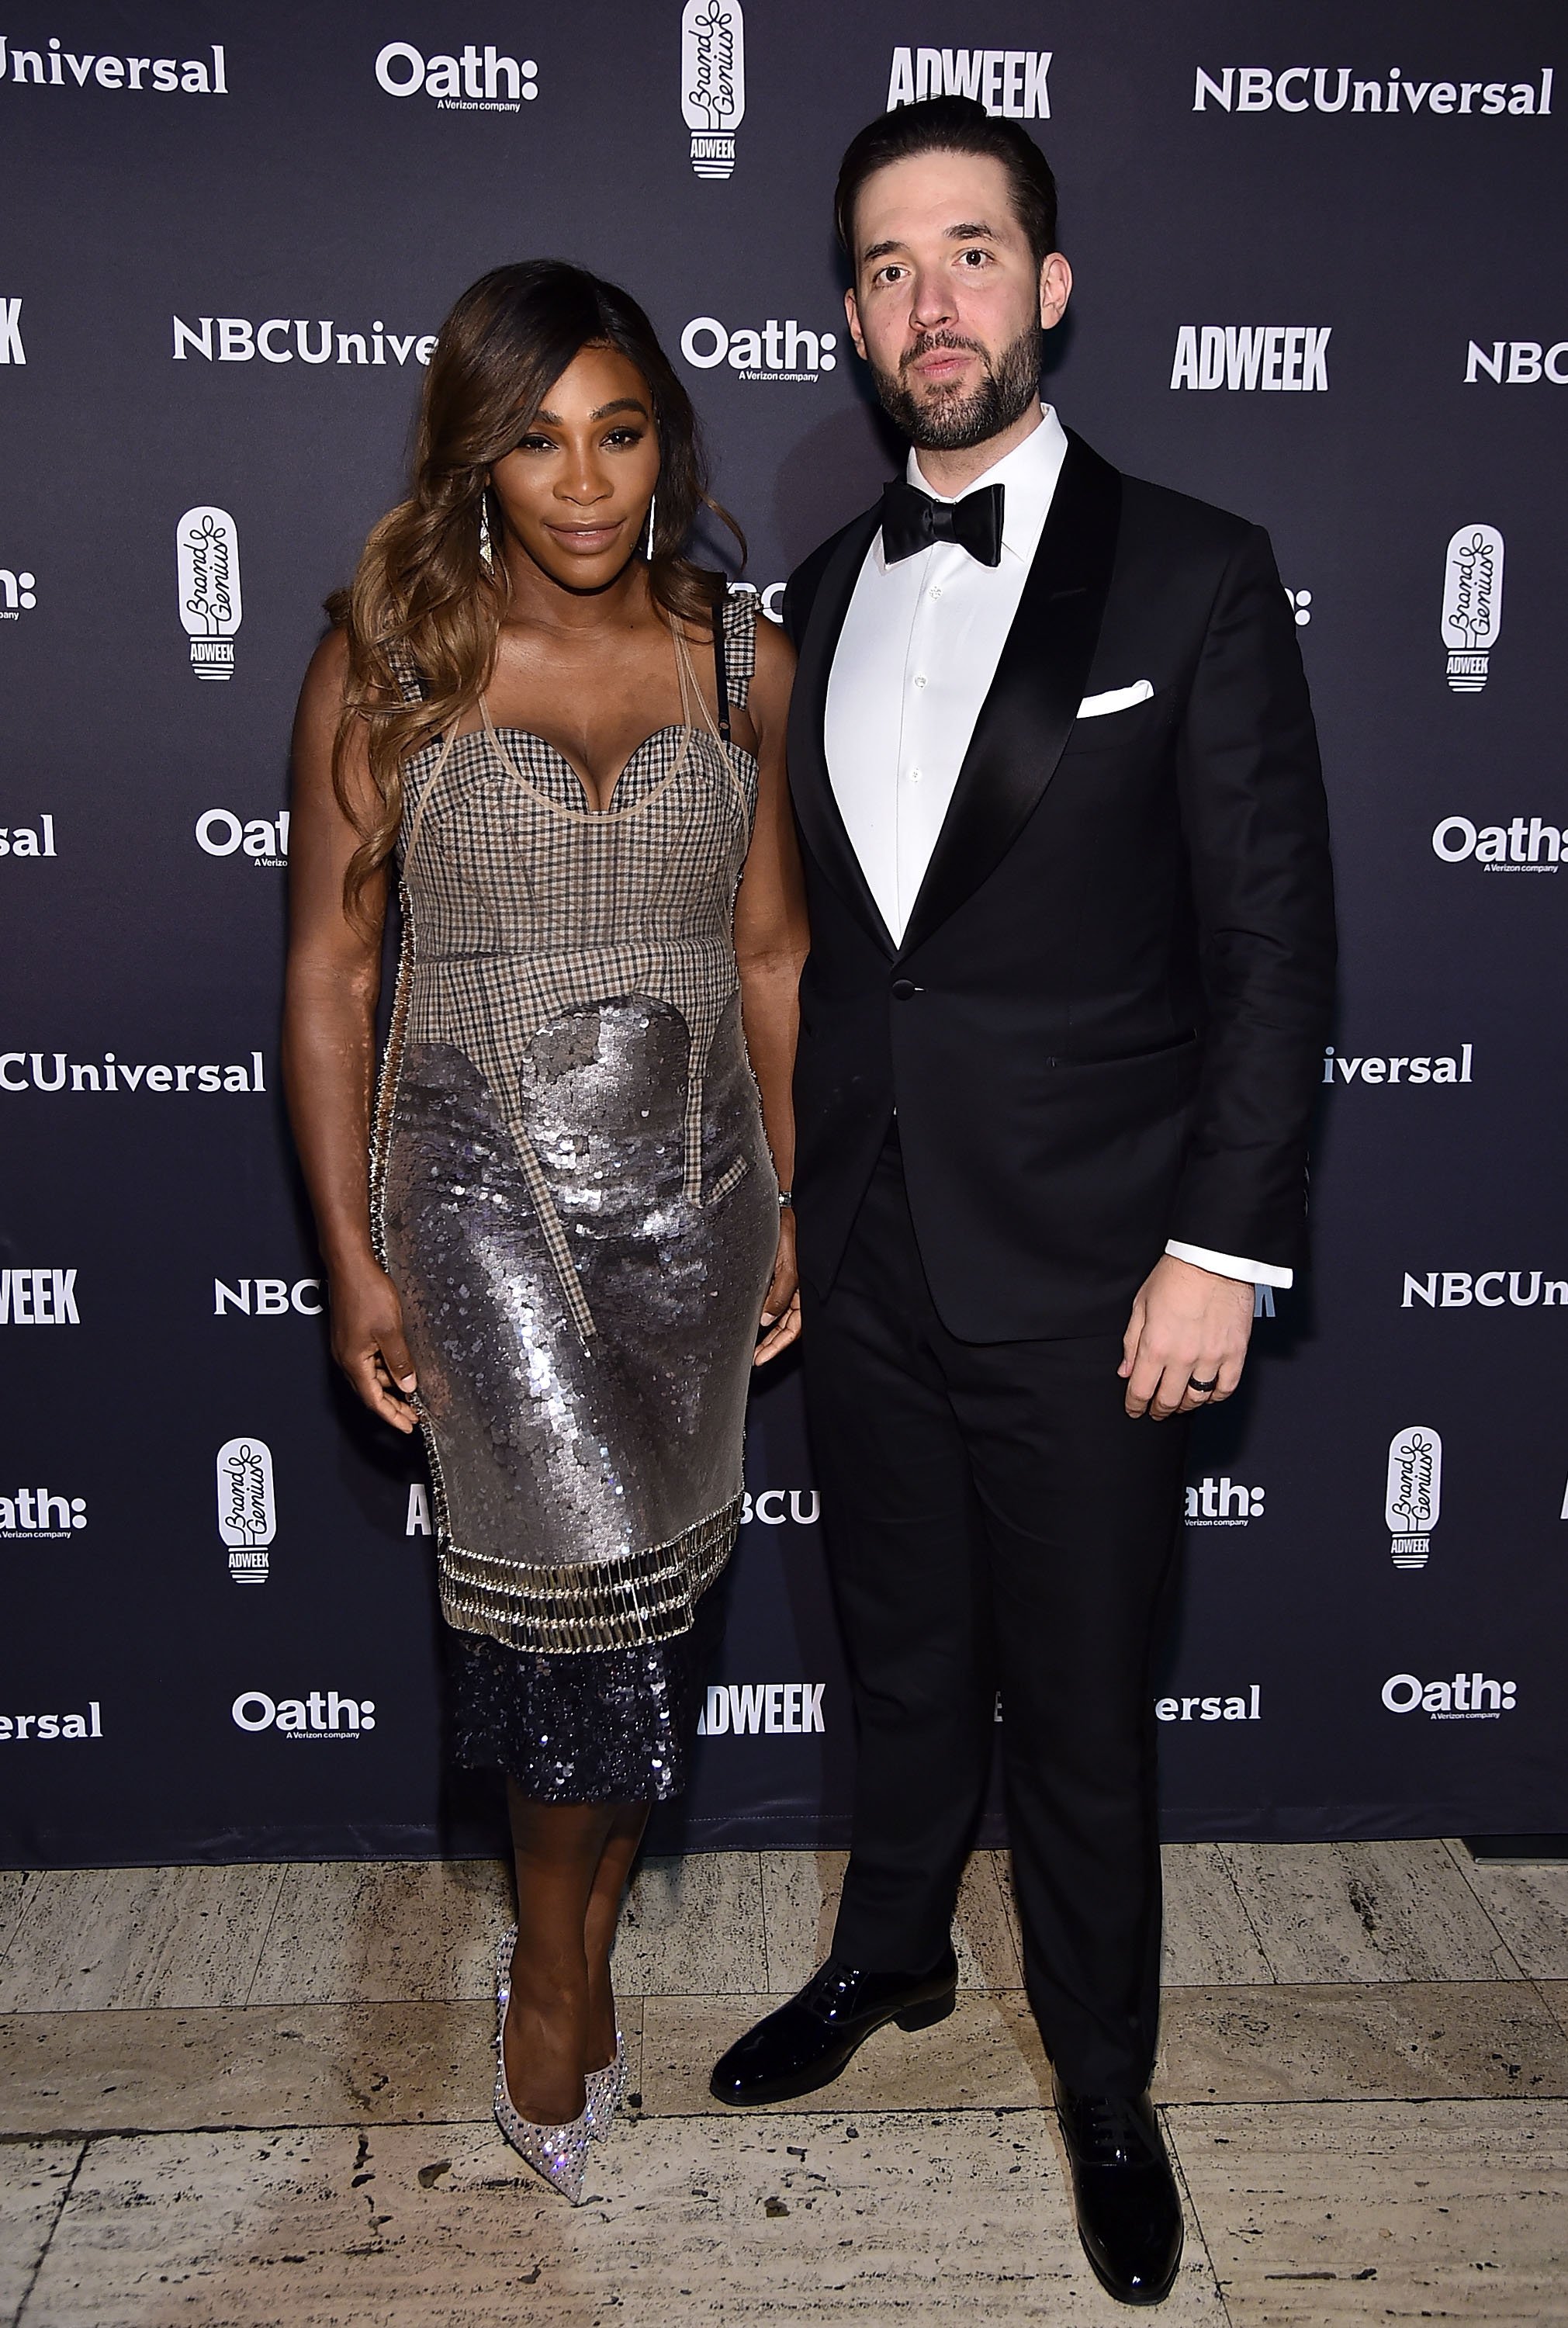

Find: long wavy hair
<box><xmin>328</xmin><ymin>259</ymin><xmax>742</xmax><ymax>920</ymax></box>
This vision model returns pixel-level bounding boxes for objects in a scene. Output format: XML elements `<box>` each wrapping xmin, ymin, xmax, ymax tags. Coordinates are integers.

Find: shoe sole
<box><xmin>709</xmin><ymin>1987</ymin><xmax>957</xmax><ymax>2108</ymax></box>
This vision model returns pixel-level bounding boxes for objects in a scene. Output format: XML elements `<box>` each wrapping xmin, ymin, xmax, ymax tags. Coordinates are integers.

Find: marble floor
<box><xmin>0</xmin><ymin>1841</ymin><xmax>1565</xmax><ymax>2324</ymax></box>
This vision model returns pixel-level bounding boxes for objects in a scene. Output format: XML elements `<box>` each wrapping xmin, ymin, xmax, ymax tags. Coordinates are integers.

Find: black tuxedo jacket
<box><xmin>783</xmin><ymin>428</ymin><xmax>1337</xmax><ymax>1341</ymax></box>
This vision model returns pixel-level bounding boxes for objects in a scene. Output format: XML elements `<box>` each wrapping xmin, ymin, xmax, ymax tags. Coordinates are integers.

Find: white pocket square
<box><xmin>1077</xmin><ymin>680</ymin><xmax>1154</xmax><ymax>718</ymax></box>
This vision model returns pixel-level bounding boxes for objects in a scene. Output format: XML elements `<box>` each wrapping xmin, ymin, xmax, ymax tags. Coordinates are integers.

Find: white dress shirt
<box><xmin>822</xmin><ymin>404</ymin><xmax>1289</xmax><ymax>1291</ymax></box>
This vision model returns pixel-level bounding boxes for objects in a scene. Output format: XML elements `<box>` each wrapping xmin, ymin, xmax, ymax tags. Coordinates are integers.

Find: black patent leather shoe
<box><xmin>710</xmin><ymin>1949</ymin><xmax>958</xmax><ymax>2105</ymax></box>
<box><xmin>1054</xmin><ymin>2076</ymin><xmax>1183</xmax><ymax>2305</ymax></box>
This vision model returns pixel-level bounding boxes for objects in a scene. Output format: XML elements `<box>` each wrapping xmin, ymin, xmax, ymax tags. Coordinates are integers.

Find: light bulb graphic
<box><xmin>177</xmin><ymin>505</ymin><xmax>243</xmax><ymax>681</ymax></box>
<box><xmin>1385</xmin><ymin>1425</ymin><xmax>1441</xmax><ymax>1571</ymax></box>
<box><xmin>681</xmin><ymin>0</ymin><xmax>745</xmax><ymax>180</ymax></box>
<box><xmin>216</xmin><ymin>1436</ymin><xmax>276</xmax><ymax>1582</ymax></box>
<box><xmin>1440</xmin><ymin>523</ymin><xmax>1503</xmax><ymax>693</ymax></box>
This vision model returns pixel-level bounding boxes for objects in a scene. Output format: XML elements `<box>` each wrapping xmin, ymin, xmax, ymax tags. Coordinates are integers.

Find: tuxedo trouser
<box><xmin>802</xmin><ymin>1128</ymin><xmax>1188</xmax><ymax>2096</ymax></box>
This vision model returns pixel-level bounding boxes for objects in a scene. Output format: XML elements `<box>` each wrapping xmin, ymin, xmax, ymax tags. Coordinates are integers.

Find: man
<box><xmin>711</xmin><ymin>97</ymin><xmax>1334</xmax><ymax>2305</ymax></box>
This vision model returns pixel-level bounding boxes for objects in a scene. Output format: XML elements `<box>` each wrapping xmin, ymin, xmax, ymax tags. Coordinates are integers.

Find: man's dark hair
<box><xmin>834</xmin><ymin>96</ymin><xmax>1059</xmax><ymax>270</ymax></box>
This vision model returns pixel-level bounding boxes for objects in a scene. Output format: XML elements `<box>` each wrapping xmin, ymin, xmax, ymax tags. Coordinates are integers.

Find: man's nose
<box><xmin>908</xmin><ymin>268</ymin><xmax>955</xmax><ymax>331</ymax></box>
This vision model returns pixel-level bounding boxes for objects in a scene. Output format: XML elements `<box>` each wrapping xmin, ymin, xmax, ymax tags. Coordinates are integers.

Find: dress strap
<box><xmin>711</xmin><ymin>598</ymin><xmax>732</xmax><ymax>744</ymax></box>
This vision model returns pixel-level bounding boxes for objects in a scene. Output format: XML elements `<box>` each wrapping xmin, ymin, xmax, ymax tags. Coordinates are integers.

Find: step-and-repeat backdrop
<box><xmin>3</xmin><ymin>2</ymin><xmax>1564</xmax><ymax>1864</ymax></box>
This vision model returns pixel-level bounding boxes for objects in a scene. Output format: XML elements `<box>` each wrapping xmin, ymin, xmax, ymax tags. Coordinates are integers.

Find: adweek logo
<box><xmin>0</xmin><ymin>1702</ymin><xmax>102</xmax><ymax>1741</ymax></box>
<box><xmin>0</xmin><ymin>36</ymin><xmax>227</xmax><ymax>92</ymax></box>
<box><xmin>0</xmin><ymin>296</ymin><xmax>22</xmax><ymax>362</ymax></box>
<box><xmin>0</xmin><ymin>1486</ymin><xmax>86</xmax><ymax>1538</ymax></box>
<box><xmin>1322</xmin><ymin>1044</ymin><xmax>1473</xmax><ymax>1086</ymax></box>
<box><xmin>196</xmin><ymin>809</ymin><xmax>288</xmax><ymax>868</ymax></box>
<box><xmin>1466</xmin><ymin>340</ymin><xmax>1568</xmax><ymax>386</ymax></box>
<box><xmin>1193</xmin><ymin>66</ymin><xmax>1552</xmax><ymax>116</ymax></box>
<box><xmin>2</xmin><ymin>1050</ymin><xmax>266</xmax><ymax>1093</ymax></box>
<box><xmin>680</xmin><ymin>316</ymin><xmax>837</xmax><ymax>382</ymax></box>
<box><xmin>1185</xmin><ymin>1477</ymin><xmax>1265</xmax><ymax>1527</ymax></box>
<box><xmin>1382</xmin><ymin>1670</ymin><xmax>1516</xmax><ymax>1720</ymax></box>
<box><xmin>0</xmin><ymin>1269</ymin><xmax>78</xmax><ymax>1324</ymax></box>
<box><xmin>1171</xmin><ymin>325</ymin><xmax>1331</xmax><ymax>391</ymax></box>
<box><xmin>0</xmin><ymin>566</ymin><xmax>36</xmax><ymax>618</ymax></box>
<box><xmin>1386</xmin><ymin>1427</ymin><xmax>1441</xmax><ymax>1571</ymax></box>
<box><xmin>215</xmin><ymin>1278</ymin><xmax>323</xmax><ymax>1318</ymax></box>
<box><xmin>888</xmin><ymin>47</ymin><xmax>1051</xmax><ymax>116</ymax></box>
<box><xmin>176</xmin><ymin>507</ymin><xmax>241</xmax><ymax>681</ymax></box>
<box><xmin>682</xmin><ymin>0</ymin><xmax>744</xmax><ymax>178</ymax></box>
<box><xmin>173</xmin><ymin>317</ymin><xmax>439</xmax><ymax>369</ymax></box>
<box><xmin>216</xmin><ymin>1437</ymin><xmax>275</xmax><ymax>1585</ymax></box>
<box><xmin>698</xmin><ymin>1682</ymin><xmax>826</xmax><ymax>1734</ymax></box>
<box><xmin>1442</xmin><ymin>525</ymin><xmax>1503</xmax><ymax>692</ymax></box>
<box><xmin>374</xmin><ymin>40</ymin><xmax>535</xmax><ymax>110</ymax></box>
<box><xmin>232</xmin><ymin>1689</ymin><xmax>376</xmax><ymax>1736</ymax></box>
<box><xmin>1404</xmin><ymin>1270</ymin><xmax>1567</xmax><ymax>1310</ymax></box>
<box><xmin>1155</xmin><ymin>1685</ymin><xmax>1262</xmax><ymax>1722</ymax></box>
<box><xmin>0</xmin><ymin>816</ymin><xmax>54</xmax><ymax>856</ymax></box>
<box><xmin>1431</xmin><ymin>816</ymin><xmax>1565</xmax><ymax>871</ymax></box>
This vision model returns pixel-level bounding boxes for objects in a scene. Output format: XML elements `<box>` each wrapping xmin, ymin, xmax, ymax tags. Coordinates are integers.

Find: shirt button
<box><xmin>912</xmin><ymin>674</ymin><xmax>926</xmax><ymax>689</ymax></box>
<box><xmin>907</xmin><ymin>768</ymin><xmax>922</xmax><ymax>783</ymax></box>
<box><xmin>929</xmin><ymin>586</ymin><xmax>943</xmax><ymax>599</ymax></box>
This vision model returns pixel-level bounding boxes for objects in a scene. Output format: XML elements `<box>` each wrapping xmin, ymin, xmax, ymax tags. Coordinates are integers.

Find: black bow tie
<box><xmin>880</xmin><ymin>478</ymin><xmax>1004</xmax><ymax>568</ymax></box>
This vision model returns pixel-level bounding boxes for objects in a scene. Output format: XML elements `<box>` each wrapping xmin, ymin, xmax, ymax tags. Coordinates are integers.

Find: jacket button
<box><xmin>891</xmin><ymin>979</ymin><xmax>918</xmax><ymax>1001</ymax></box>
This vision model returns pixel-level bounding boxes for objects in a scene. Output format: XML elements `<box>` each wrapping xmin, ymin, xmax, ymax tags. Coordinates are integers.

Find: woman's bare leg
<box><xmin>503</xmin><ymin>1790</ymin><xmax>618</xmax><ymax>2122</ymax></box>
<box><xmin>583</xmin><ymin>1803</ymin><xmax>650</xmax><ymax>2070</ymax></box>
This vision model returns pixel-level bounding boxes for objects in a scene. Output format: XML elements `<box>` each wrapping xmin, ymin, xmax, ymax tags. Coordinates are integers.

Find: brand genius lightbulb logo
<box><xmin>1442</xmin><ymin>524</ymin><xmax>1504</xmax><ymax>692</ymax></box>
<box><xmin>681</xmin><ymin>0</ymin><xmax>745</xmax><ymax>179</ymax></box>
<box><xmin>216</xmin><ymin>1436</ymin><xmax>275</xmax><ymax>1584</ymax></box>
<box><xmin>177</xmin><ymin>507</ymin><xmax>242</xmax><ymax>681</ymax></box>
<box><xmin>1385</xmin><ymin>1425</ymin><xmax>1442</xmax><ymax>1571</ymax></box>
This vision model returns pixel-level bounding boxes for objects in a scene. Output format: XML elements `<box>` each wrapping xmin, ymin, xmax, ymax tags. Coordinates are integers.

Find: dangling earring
<box><xmin>644</xmin><ymin>490</ymin><xmax>657</xmax><ymax>561</ymax></box>
<box><xmin>478</xmin><ymin>490</ymin><xmax>495</xmax><ymax>573</ymax></box>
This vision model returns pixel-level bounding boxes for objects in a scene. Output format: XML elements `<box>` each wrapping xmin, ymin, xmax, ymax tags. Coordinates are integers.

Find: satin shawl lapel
<box><xmin>896</xmin><ymin>433</ymin><xmax>1123</xmax><ymax>961</ymax></box>
<box><xmin>786</xmin><ymin>508</ymin><xmax>896</xmax><ymax>958</ymax></box>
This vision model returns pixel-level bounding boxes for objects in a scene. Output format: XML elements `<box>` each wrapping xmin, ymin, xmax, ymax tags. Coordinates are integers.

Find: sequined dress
<box><xmin>374</xmin><ymin>595</ymin><xmax>777</xmax><ymax>1801</ymax></box>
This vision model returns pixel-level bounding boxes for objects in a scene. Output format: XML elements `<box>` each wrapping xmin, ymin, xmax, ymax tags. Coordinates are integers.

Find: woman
<box><xmin>282</xmin><ymin>262</ymin><xmax>805</xmax><ymax>2202</ymax></box>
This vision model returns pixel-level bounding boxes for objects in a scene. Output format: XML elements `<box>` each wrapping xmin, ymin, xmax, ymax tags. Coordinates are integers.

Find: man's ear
<box><xmin>844</xmin><ymin>285</ymin><xmax>868</xmax><ymax>363</ymax></box>
<box><xmin>1039</xmin><ymin>253</ymin><xmax>1072</xmax><ymax>331</ymax></box>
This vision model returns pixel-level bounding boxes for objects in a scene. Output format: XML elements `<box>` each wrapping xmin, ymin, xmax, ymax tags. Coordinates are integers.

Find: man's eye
<box><xmin>959</xmin><ymin>248</ymin><xmax>991</xmax><ymax>267</ymax></box>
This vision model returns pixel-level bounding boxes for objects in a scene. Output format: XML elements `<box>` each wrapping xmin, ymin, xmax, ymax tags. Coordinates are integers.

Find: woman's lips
<box><xmin>547</xmin><ymin>521</ymin><xmax>622</xmax><ymax>551</ymax></box>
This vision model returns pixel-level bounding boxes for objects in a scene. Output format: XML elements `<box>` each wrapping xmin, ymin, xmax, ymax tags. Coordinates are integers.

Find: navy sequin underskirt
<box><xmin>445</xmin><ymin>1588</ymin><xmax>720</xmax><ymax>1804</ymax></box>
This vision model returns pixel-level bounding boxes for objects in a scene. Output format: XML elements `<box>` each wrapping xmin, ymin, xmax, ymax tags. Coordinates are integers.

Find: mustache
<box><xmin>900</xmin><ymin>331</ymin><xmax>988</xmax><ymax>372</ymax></box>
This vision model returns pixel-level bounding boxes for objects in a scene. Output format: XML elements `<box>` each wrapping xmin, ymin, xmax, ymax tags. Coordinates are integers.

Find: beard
<box><xmin>869</xmin><ymin>318</ymin><xmax>1044</xmax><ymax>452</ymax></box>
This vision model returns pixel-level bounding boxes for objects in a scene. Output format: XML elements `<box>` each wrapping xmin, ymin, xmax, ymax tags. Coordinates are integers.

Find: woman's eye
<box><xmin>604</xmin><ymin>427</ymin><xmax>646</xmax><ymax>448</ymax></box>
<box><xmin>517</xmin><ymin>435</ymin><xmax>553</xmax><ymax>453</ymax></box>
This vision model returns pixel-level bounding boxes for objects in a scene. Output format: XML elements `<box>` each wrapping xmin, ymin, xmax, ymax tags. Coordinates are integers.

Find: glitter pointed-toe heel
<box><xmin>583</xmin><ymin>2030</ymin><xmax>628</xmax><ymax>2139</ymax></box>
<box><xmin>493</xmin><ymin>1928</ymin><xmax>590</xmax><ymax>2205</ymax></box>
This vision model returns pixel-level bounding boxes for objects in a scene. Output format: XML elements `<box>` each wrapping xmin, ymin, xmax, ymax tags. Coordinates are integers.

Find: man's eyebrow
<box><xmin>860</xmin><ymin>221</ymin><xmax>1001</xmax><ymax>265</ymax></box>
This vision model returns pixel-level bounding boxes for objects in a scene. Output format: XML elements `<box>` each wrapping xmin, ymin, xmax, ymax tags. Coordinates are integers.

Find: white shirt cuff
<box><xmin>1165</xmin><ymin>1240</ymin><xmax>1293</xmax><ymax>1290</ymax></box>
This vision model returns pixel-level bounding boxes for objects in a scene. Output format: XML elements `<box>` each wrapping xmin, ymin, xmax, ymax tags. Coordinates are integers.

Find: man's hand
<box><xmin>1120</xmin><ymin>1255</ymin><xmax>1255</xmax><ymax>1420</ymax></box>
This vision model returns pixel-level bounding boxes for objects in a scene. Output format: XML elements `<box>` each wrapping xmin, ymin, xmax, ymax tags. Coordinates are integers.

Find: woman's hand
<box><xmin>331</xmin><ymin>1260</ymin><xmax>421</xmax><ymax>1432</ymax></box>
<box><xmin>754</xmin><ymin>1208</ymin><xmax>801</xmax><ymax>1367</ymax></box>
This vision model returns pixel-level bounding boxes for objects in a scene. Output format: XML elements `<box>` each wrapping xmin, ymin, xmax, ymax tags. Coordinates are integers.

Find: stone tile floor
<box><xmin>0</xmin><ymin>1841</ymin><xmax>1563</xmax><ymax>2323</ymax></box>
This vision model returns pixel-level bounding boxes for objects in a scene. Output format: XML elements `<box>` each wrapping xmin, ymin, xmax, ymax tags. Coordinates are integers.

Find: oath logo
<box><xmin>697</xmin><ymin>1682</ymin><xmax>826</xmax><ymax>1734</ymax></box>
<box><xmin>1442</xmin><ymin>525</ymin><xmax>1504</xmax><ymax>692</ymax></box>
<box><xmin>0</xmin><ymin>1269</ymin><xmax>78</xmax><ymax>1324</ymax></box>
<box><xmin>1403</xmin><ymin>1270</ymin><xmax>1568</xmax><ymax>1310</ymax></box>
<box><xmin>1</xmin><ymin>1051</ymin><xmax>266</xmax><ymax>1093</ymax></box>
<box><xmin>682</xmin><ymin>0</ymin><xmax>745</xmax><ymax>178</ymax></box>
<box><xmin>176</xmin><ymin>507</ymin><xmax>241</xmax><ymax>681</ymax></box>
<box><xmin>1284</xmin><ymin>587</ymin><xmax>1312</xmax><ymax>626</ymax></box>
<box><xmin>196</xmin><ymin>809</ymin><xmax>288</xmax><ymax>868</ymax></box>
<box><xmin>1386</xmin><ymin>1427</ymin><xmax>1441</xmax><ymax>1571</ymax></box>
<box><xmin>1185</xmin><ymin>1477</ymin><xmax>1265</xmax><ymax>1527</ymax></box>
<box><xmin>1466</xmin><ymin>340</ymin><xmax>1568</xmax><ymax>386</ymax></box>
<box><xmin>0</xmin><ymin>816</ymin><xmax>54</xmax><ymax>855</ymax></box>
<box><xmin>0</xmin><ymin>1486</ymin><xmax>86</xmax><ymax>1538</ymax></box>
<box><xmin>888</xmin><ymin>47</ymin><xmax>1051</xmax><ymax>116</ymax></box>
<box><xmin>1431</xmin><ymin>816</ymin><xmax>1565</xmax><ymax>872</ymax></box>
<box><xmin>0</xmin><ymin>36</ymin><xmax>227</xmax><ymax>92</ymax></box>
<box><xmin>0</xmin><ymin>297</ymin><xmax>22</xmax><ymax>362</ymax></box>
<box><xmin>680</xmin><ymin>316</ymin><xmax>837</xmax><ymax>382</ymax></box>
<box><xmin>173</xmin><ymin>317</ymin><xmax>439</xmax><ymax>369</ymax></box>
<box><xmin>374</xmin><ymin>40</ymin><xmax>535</xmax><ymax>110</ymax></box>
<box><xmin>231</xmin><ymin>1689</ymin><xmax>376</xmax><ymax>1737</ymax></box>
<box><xmin>1382</xmin><ymin>1670</ymin><xmax>1516</xmax><ymax>1720</ymax></box>
<box><xmin>740</xmin><ymin>1488</ymin><xmax>820</xmax><ymax>1526</ymax></box>
<box><xmin>0</xmin><ymin>1702</ymin><xmax>101</xmax><ymax>1742</ymax></box>
<box><xmin>0</xmin><ymin>566</ymin><xmax>36</xmax><ymax>619</ymax></box>
<box><xmin>1322</xmin><ymin>1044</ymin><xmax>1473</xmax><ymax>1086</ymax></box>
<box><xmin>216</xmin><ymin>1437</ymin><xmax>275</xmax><ymax>1585</ymax></box>
<box><xmin>1194</xmin><ymin>67</ymin><xmax>1552</xmax><ymax>117</ymax></box>
<box><xmin>1155</xmin><ymin>1685</ymin><xmax>1262</xmax><ymax>1722</ymax></box>
<box><xmin>1170</xmin><ymin>325</ymin><xmax>1331</xmax><ymax>391</ymax></box>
